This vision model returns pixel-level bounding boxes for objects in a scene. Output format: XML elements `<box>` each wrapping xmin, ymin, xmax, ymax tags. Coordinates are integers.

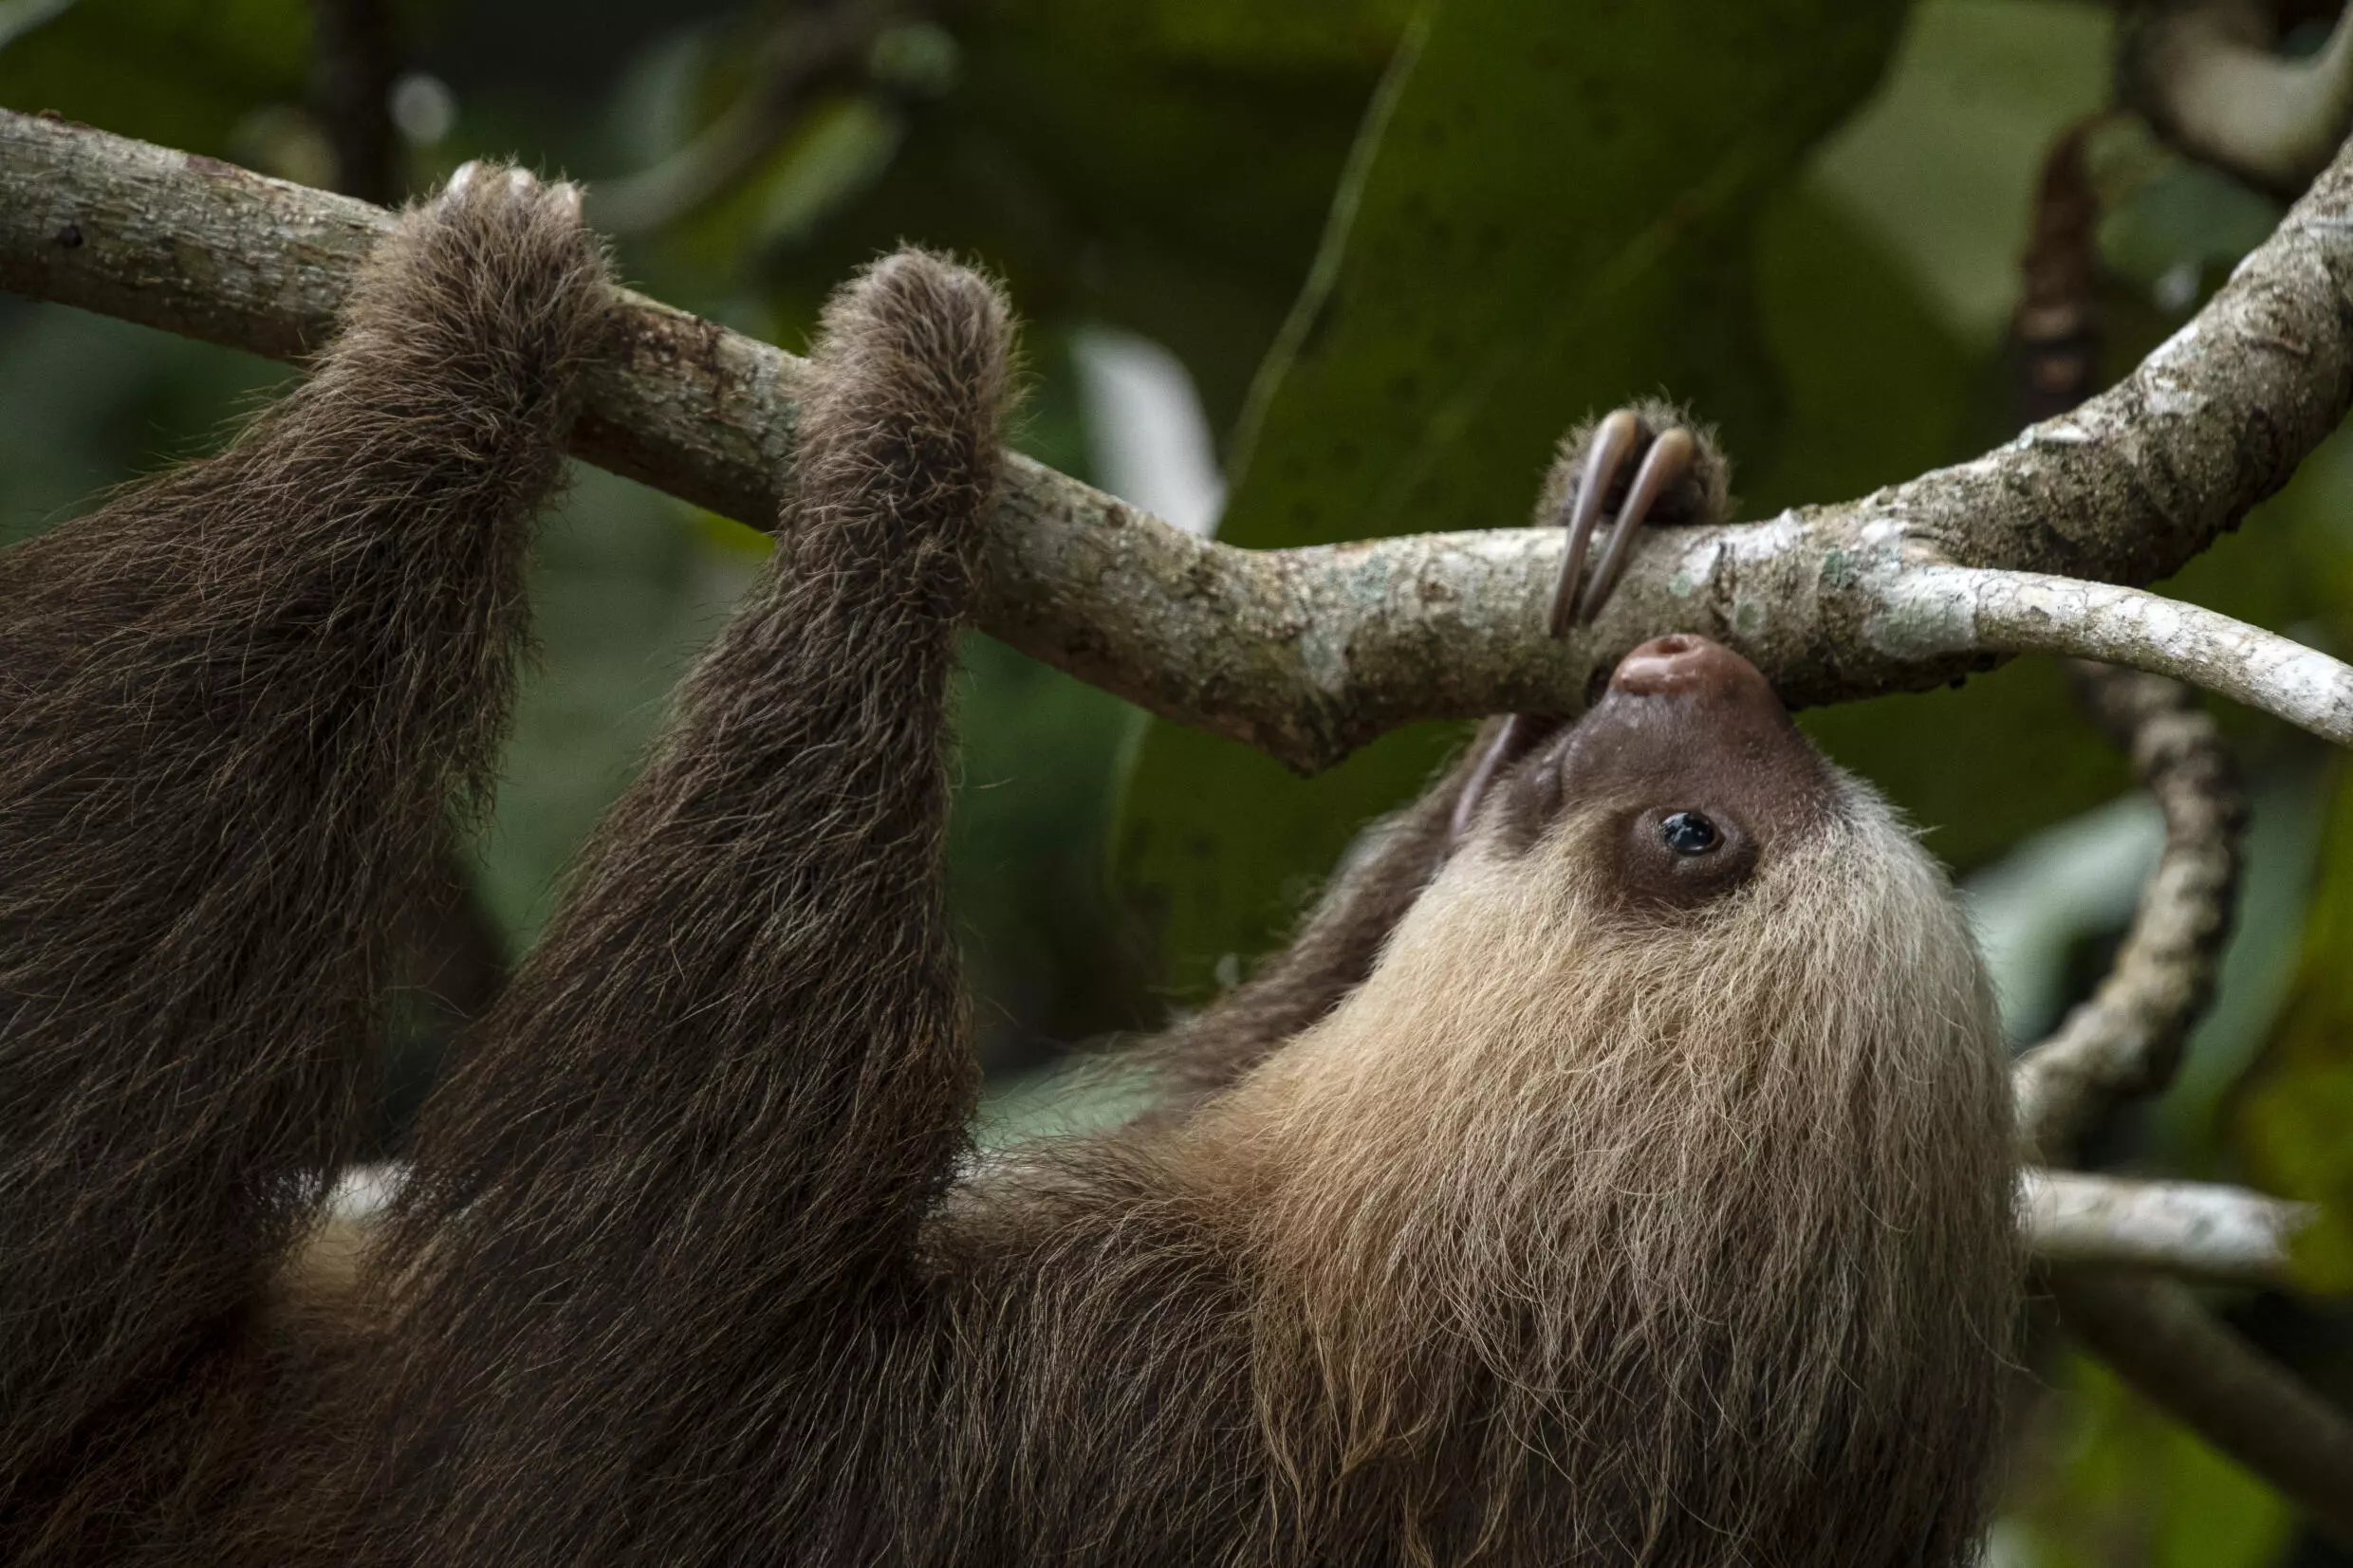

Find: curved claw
<box><xmin>1448</xmin><ymin>712</ymin><xmax>1548</xmax><ymax>846</ymax></box>
<box><xmin>1573</xmin><ymin>425</ymin><xmax>1695</xmax><ymax>626</ymax></box>
<box><xmin>439</xmin><ymin>159</ymin><xmax>484</xmax><ymax>209</ymax></box>
<box><xmin>1458</xmin><ymin>412</ymin><xmax>1699</xmax><ymax>847</ymax></box>
<box><xmin>1546</xmin><ymin>409</ymin><xmax>1640</xmax><ymax>639</ymax></box>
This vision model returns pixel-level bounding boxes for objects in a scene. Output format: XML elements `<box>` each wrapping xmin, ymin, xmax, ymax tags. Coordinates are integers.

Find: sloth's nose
<box><xmin>1607</xmin><ymin>634</ymin><xmax>1779</xmax><ymax>710</ymax></box>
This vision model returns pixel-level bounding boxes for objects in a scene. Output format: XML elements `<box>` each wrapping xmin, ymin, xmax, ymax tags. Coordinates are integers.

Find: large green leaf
<box><xmin>1808</xmin><ymin>0</ymin><xmax>2111</xmax><ymax>344</ymax></box>
<box><xmin>1115</xmin><ymin>0</ymin><xmax>1917</xmax><ymax>993</ymax></box>
<box><xmin>984</xmin><ymin>0</ymin><xmax>1412</xmax><ymax>71</ymax></box>
<box><xmin>673</xmin><ymin>2</ymin><xmax>1413</xmax><ymax>433</ymax></box>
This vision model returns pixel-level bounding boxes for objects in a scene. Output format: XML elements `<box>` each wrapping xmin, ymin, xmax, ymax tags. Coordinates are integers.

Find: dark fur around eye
<box><xmin>1617</xmin><ymin>806</ymin><xmax>1757</xmax><ymax>909</ymax></box>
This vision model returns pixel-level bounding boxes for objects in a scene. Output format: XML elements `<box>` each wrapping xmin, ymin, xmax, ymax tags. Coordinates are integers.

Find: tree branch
<box><xmin>2025</xmin><ymin>1171</ymin><xmax>2315</xmax><ymax>1287</ymax></box>
<box><xmin>1876</xmin><ymin>566</ymin><xmax>2353</xmax><ymax>748</ymax></box>
<box><xmin>9</xmin><ymin>108</ymin><xmax>2353</xmax><ymax>772</ymax></box>
<box><xmin>2048</xmin><ymin>1269</ymin><xmax>2353</xmax><ymax>1544</ymax></box>
<box><xmin>10</xmin><ymin>89</ymin><xmax>2353</xmax><ymax>1543</ymax></box>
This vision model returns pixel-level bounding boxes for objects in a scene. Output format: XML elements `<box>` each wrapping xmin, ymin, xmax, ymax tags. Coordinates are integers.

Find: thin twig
<box><xmin>1874</xmin><ymin>566</ymin><xmax>2353</xmax><ymax>752</ymax></box>
<box><xmin>2025</xmin><ymin>1171</ymin><xmax>2314</xmax><ymax>1287</ymax></box>
<box><xmin>587</xmin><ymin>0</ymin><xmax>913</xmax><ymax>235</ymax></box>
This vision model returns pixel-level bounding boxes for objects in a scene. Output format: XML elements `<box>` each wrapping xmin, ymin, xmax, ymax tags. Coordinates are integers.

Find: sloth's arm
<box><xmin>376</xmin><ymin>252</ymin><xmax>1010</xmax><ymax>1562</ymax></box>
<box><xmin>0</xmin><ymin>169</ymin><xmax>603</xmax><ymax>1495</ymax></box>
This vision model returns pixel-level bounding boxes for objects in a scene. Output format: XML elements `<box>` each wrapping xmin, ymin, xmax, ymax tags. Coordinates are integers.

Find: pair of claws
<box><xmin>1543</xmin><ymin>408</ymin><xmax>1707</xmax><ymax>635</ymax></box>
<box><xmin>1448</xmin><ymin>407</ymin><xmax>1719</xmax><ymax>844</ymax></box>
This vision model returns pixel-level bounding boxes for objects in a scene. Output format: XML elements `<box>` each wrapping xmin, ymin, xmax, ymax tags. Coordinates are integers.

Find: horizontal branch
<box><xmin>2025</xmin><ymin>1170</ymin><xmax>2314</xmax><ymax>1287</ymax></box>
<box><xmin>10</xmin><ymin>110</ymin><xmax>2353</xmax><ymax>769</ymax></box>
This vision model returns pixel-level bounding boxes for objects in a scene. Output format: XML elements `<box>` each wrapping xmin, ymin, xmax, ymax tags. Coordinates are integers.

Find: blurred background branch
<box><xmin>2121</xmin><ymin>0</ymin><xmax>2353</xmax><ymax>194</ymax></box>
<box><xmin>2028</xmin><ymin>1171</ymin><xmax>2316</xmax><ymax>1285</ymax></box>
<box><xmin>2017</xmin><ymin>664</ymin><xmax>2246</xmax><ymax>1161</ymax></box>
<box><xmin>587</xmin><ymin>0</ymin><xmax>929</xmax><ymax>233</ymax></box>
<box><xmin>1986</xmin><ymin>99</ymin><xmax>2353</xmax><ymax>1553</ymax></box>
<box><xmin>2047</xmin><ymin>1268</ymin><xmax>2353</xmax><ymax>1544</ymax></box>
<box><xmin>308</xmin><ymin>0</ymin><xmax>399</xmax><ymax>204</ymax></box>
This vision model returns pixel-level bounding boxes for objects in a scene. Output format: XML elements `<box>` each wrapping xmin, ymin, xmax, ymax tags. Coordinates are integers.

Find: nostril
<box><xmin>1607</xmin><ymin>634</ymin><xmax>1774</xmax><ymax>702</ymax></box>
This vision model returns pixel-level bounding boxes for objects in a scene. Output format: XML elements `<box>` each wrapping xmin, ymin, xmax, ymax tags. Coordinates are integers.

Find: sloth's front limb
<box><xmin>372</xmin><ymin>251</ymin><xmax>1015</xmax><ymax>1568</ymax></box>
<box><xmin>0</xmin><ymin>167</ymin><xmax>603</xmax><ymax>1538</ymax></box>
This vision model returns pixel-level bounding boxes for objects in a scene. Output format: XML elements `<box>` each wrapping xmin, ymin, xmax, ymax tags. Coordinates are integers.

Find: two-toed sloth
<box><xmin>0</xmin><ymin>165</ymin><xmax>2018</xmax><ymax>1568</ymax></box>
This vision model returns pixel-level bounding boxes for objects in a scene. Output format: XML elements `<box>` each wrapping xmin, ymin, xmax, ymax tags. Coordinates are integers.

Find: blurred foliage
<box><xmin>0</xmin><ymin>0</ymin><xmax>309</xmax><ymax>154</ymax></box>
<box><xmin>8</xmin><ymin>0</ymin><xmax>2353</xmax><ymax>1556</ymax></box>
<box><xmin>2238</xmin><ymin>761</ymin><xmax>2353</xmax><ymax>1294</ymax></box>
<box><xmin>2007</xmin><ymin>1348</ymin><xmax>2295</xmax><ymax>1568</ymax></box>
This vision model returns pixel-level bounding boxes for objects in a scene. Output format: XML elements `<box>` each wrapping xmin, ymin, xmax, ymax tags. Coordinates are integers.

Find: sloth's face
<box><xmin>1472</xmin><ymin>634</ymin><xmax>1843</xmax><ymax>913</ymax></box>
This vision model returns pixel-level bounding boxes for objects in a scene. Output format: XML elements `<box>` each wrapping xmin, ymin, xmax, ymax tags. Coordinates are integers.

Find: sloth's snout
<box><xmin>1455</xmin><ymin>634</ymin><xmax>1819</xmax><ymax>853</ymax></box>
<box><xmin>1607</xmin><ymin>634</ymin><xmax>1780</xmax><ymax>715</ymax></box>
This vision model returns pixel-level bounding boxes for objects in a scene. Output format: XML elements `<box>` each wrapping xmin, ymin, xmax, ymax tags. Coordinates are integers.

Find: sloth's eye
<box><xmin>1659</xmin><ymin>811</ymin><xmax>1719</xmax><ymax>856</ymax></box>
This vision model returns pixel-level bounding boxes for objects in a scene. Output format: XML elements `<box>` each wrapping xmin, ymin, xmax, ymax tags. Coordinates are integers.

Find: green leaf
<box><xmin>1115</xmin><ymin>0</ymin><xmax>1915</xmax><ymax>994</ymax></box>
<box><xmin>1809</xmin><ymin>0</ymin><xmax>2113</xmax><ymax>344</ymax></box>
<box><xmin>985</xmin><ymin>0</ymin><xmax>1412</xmax><ymax>72</ymax></box>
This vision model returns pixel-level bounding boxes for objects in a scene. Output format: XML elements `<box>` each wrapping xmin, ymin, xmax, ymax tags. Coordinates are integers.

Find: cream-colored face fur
<box><xmin>1215</xmin><ymin>770</ymin><xmax>1998</xmax><ymax>1156</ymax></box>
<box><xmin>1189</xmin><ymin>761</ymin><xmax>2018</xmax><ymax>1562</ymax></box>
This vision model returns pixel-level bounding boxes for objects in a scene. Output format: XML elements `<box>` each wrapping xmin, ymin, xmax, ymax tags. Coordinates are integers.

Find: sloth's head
<box><xmin>1196</xmin><ymin>634</ymin><xmax>2016</xmax><ymax>1561</ymax></box>
<box><xmin>1262</xmin><ymin>631</ymin><xmax>2004</xmax><ymax>1096</ymax></box>
<box><xmin>1463</xmin><ymin>631</ymin><xmax>1847</xmax><ymax>912</ymax></box>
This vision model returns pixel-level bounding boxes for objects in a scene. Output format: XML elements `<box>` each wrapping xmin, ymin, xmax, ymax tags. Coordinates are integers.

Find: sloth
<box><xmin>0</xmin><ymin>164</ymin><xmax>2018</xmax><ymax>1568</ymax></box>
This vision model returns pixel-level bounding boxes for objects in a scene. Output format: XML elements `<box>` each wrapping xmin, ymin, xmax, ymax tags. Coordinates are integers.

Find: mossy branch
<box><xmin>7</xmin><ymin>108</ymin><xmax>2353</xmax><ymax>771</ymax></box>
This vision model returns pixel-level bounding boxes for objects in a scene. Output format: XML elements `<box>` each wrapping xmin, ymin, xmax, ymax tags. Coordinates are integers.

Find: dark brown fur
<box><xmin>1</xmin><ymin>172</ymin><xmax>2017</xmax><ymax>1568</ymax></box>
<box><xmin>0</xmin><ymin>167</ymin><xmax>609</xmax><ymax>1563</ymax></box>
